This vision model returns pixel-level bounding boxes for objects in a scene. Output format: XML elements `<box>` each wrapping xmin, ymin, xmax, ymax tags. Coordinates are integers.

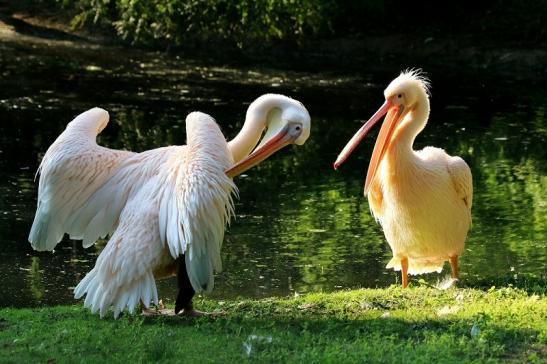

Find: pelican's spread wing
<box><xmin>448</xmin><ymin>156</ymin><xmax>473</xmax><ymax>218</ymax></box>
<box><xmin>158</xmin><ymin>112</ymin><xmax>237</xmax><ymax>293</ymax></box>
<box><xmin>35</xmin><ymin>110</ymin><xmax>237</xmax><ymax>316</ymax></box>
<box><xmin>29</xmin><ymin>108</ymin><xmax>135</xmax><ymax>251</ymax></box>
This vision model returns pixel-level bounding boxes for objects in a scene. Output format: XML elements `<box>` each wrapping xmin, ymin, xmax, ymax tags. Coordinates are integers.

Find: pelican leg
<box><xmin>174</xmin><ymin>257</ymin><xmax>225</xmax><ymax>317</ymax></box>
<box><xmin>449</xmin><ymin>256</ymin><xmax>459</xmax><ymax>279</ymax></box>
<box><xmin>401</xmin><ymin>257</ymin><xmax>409</xmax><ymax>288</ymax></box>
<box><xmin>175</xmin><ymin>255</ymin><xmax>196</xmax><ymax>314</ymax></box>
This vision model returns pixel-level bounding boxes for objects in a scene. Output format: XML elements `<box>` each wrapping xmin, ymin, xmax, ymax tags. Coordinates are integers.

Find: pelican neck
<box><xmin>390</xmin><ymin>95</ymin><xmax>430</xmax><ymax>158</ymax></box>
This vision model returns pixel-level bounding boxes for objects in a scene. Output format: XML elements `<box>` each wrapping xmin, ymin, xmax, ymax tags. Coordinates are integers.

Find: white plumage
<box><xmin>31</xmin><ymin>109</ymin><xmax>235</xmax><ymax>317</ymax></box>
<box><xmin>29</xmin><ymin>94</ymin><xmax>311</xmax><ymax>317</ymax></box>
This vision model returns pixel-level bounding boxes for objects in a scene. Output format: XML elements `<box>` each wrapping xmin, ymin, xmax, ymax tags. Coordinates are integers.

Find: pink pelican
<box><xmin>334</xmin><ymin>71</ymin><xmax>472</xmax><ymax>288</ymax></box>
<box><xmin>28</xmin><ymin>94</ymin><xmax>310</xmax><ymax>317</ymax></box>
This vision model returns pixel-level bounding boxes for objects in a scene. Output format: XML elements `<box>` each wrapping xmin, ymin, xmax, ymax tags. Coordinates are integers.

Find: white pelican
<box><xmin>28</xmin><ymin>94</ymin><xmax>311</xmax><ymax>317</ymax></box>
<box><xmin>334</xmin><ymin>71</ymin><xmax>472</xmax><ymax>288</ymax></box>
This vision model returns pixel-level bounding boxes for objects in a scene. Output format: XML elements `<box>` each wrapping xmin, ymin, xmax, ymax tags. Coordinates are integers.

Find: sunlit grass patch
<box><xmin>0</xmin><ymin>286</ymin><xmax>545</xmax><ymax>363</ymax></box>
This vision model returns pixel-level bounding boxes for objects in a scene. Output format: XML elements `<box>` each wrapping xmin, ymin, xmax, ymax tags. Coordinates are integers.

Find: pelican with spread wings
<box><xmin>29</xmin><ymin>94</ymin><xmax>311</xmax><ymax>317</ymax></box>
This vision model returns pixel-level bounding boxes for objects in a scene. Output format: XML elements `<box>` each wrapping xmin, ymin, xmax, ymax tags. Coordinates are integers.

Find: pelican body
<box><xmin>29</xmin><ymin>94</ymin><xmax>311</xmax><ymax>317</ymax></box>
<box><xmin>334</xmin><ymin>71</ymin><xmax>472</xmax><ymax>287</ymax></box>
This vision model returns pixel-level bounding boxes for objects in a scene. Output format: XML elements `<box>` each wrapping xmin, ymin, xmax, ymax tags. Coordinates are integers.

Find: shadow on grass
<box><xmin>140</xmin><ymin>309</ymin><xmax>542</xmax><ymax>361</ymax></box>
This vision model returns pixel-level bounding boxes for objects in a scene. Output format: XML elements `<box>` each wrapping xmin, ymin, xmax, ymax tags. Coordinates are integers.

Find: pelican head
<box><xmin>226</xmin><ymin>94</ymin><xmax>310</xmax><ymax>177</ymax></box>
<box><xmin>333</xmin><ymin>70</ymin><xmax>430</xmax><ymax>193</ymax></box>
<box><xmin>384</xmin><ymin>71</ymin><xmax>430</xmax><ymax>109</ymax></box>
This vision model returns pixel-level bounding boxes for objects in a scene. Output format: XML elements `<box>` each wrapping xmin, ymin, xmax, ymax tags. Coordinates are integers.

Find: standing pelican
<box><xmin>334</xmin><ymin>71</ymin><xmax>472</xmax><ymax>288</ymax></box>
<box><xmin>29</xmin><ymin>94</ymin><xmax>311</xmax><ymax>317</ymax></box>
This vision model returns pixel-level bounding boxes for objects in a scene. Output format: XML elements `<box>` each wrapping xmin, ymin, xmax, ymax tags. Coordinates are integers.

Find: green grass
<box><xmin>0</xmin><ymin>287</ymin><xmax>545</xmax><ymax>363</ymax></box>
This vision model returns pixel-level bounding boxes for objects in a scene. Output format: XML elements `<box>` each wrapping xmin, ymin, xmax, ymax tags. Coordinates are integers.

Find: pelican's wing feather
<box><xmin>74</xmin><ymin>189</ymin><xmax>164</xmax><ymax>318</ymax></box>
<box><xmin>28</xmin><ymin>108</ymin><xmax>135</xmax><ymax>251</ymax></box>
<box><xmin>67</xmin><ymin>146</ymin><xmax>178</xmax><ymax>249</ymax></box>
<box><xmin>158</xmin><ymin>112</ymin><xmax>237</xmax><ymax>294</ymax></box>
<box><xmin>448</xmin><ymin>156</ymin><xmax>473</xmax><ymax>219</ymax></box>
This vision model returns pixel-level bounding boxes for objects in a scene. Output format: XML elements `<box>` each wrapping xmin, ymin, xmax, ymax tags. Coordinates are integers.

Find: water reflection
<box><xmin>0</xmin><ymin>33</ymin><xmax>545</xmax><ymax>308</ymax></box>
<box><xmin>28</xmin><ymin>257</ymin><xmax>44</xmax><ymax>301</ymax></box>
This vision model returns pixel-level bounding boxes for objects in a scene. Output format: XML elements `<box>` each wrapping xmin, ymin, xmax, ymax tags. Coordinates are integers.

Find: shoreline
<box><xmin>1</xmin><ymin>9</ymin><xmax>546</xmax><ymax>82</ymax></box>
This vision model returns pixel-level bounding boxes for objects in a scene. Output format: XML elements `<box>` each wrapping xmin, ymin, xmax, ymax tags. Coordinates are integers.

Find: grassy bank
<box><xmin>0</xmin><ymin>287</ymin><xmax>545</xmax><ymax>363</ymax></box>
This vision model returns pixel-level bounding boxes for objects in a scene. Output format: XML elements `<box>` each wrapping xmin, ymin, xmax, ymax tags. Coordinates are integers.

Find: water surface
<box><xmin>0</xmin><ymin>32</ymin><xmax>545</xmax><ymax>308</ymax></box>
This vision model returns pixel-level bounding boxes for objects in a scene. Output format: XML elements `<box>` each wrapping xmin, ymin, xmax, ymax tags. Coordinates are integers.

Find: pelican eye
<box><xmin>295</xmin><ymin>125</ymin><xmax>301</xmax><ymax>131</ymax></box>
<box><xmin>397</xmin><ymin>94</ymin><xmax>403</xmax><ymax>99</ymax></box>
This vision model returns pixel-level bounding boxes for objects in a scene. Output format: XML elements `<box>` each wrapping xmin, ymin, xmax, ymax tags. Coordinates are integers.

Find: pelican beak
<box><xmin>333</xmin><ymin>101</ymin><xmax>393</xmax><ymax>170</ymax></box>
<box><xmin>226</xmin><ymin>123</ymin><xmax>294</xmax><ymax>178</ymax></box>
<box><xmin>333</xmin><ymin>100</ymin><xmax>405</xmax><ymax>194</ymax></box>
<box><xmin>363</xmin><ymin>102</ymin><xmax>404</xmax><ymax>194</ymax></box>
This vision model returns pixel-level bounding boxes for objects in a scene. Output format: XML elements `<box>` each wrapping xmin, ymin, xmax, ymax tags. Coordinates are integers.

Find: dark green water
<box><xmin>0</xmin><ymin>35</ymin><xmax>545</xmax><ymax>308</ymax></box>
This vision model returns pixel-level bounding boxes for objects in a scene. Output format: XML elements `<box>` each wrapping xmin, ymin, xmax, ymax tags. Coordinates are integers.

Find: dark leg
<box><xmin>175</xmin><ymin>255</ymin><xmax>195</xmax><ymax>314</ymax></box>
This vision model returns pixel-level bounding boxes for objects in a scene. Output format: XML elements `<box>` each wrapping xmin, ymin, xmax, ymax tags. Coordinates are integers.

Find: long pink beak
<box><xmin>226</xmin><ymin>124</ymin><xmax>294</xmax><ymax>178</ymax></box>
<box><xmin>333</xmin><ymin>100</ymin><xmax>405</xmax><ymax>194</ymax></box>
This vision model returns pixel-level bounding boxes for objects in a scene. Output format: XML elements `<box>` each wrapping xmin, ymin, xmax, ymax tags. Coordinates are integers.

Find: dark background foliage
<box><xmin>9</xmin><ymin>0</ymin><xmax>547</xmax><ymax>47</ymax></box>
